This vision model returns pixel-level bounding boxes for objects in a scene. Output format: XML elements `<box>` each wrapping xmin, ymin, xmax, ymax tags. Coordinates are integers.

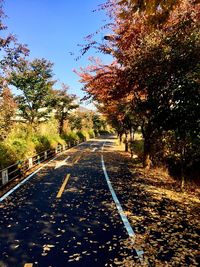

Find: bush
<box><xmin>5</xmin><ymin>125</ymin><xmax>36</xmax><ymax>160</ymax></box>
<box><xmin>130</xmin><ymin>139</ymin><xmax>144</xmax><ymax>157</ymax></box>
<box><xmin>77</xmin><ymin>131</ymin><xmax>88</xmax><ymax>142</ymax></box>
<box><xmin>88</xmin><ymin>129</ymin><xmax>95</xmax><ymax>138</ymax></box>
<box><xmin>32</xmin><ymin>135</ymin><xmax>51</xmax><ymax>153</ymax></box>
<box><xmin>62</xmin><ymin>131</ymin><xmax>79</xmax><ymax>146</ymax></box>
<box><xmin>98</xmin><ymin>130</ymin><xmax>111</xmax><ymax>135</ymax></box>
<box><xmin>1</xmin><ymin>120</ymin><xmax>66</xmax><ymax>169</ymax></box>
<box><xmin>0</xmin><ymin>142</ymin><xmax>17</xmax><ymax>169</ymax></box>
<box><xmin>42</xmin><ymin>133</ymin><xmax>65</xmax><ymax>149</ymax></box>
<box><xmin>38</xmin><ymin>119</ymin><xmax>65</xmax><ymax>148</ymax></box>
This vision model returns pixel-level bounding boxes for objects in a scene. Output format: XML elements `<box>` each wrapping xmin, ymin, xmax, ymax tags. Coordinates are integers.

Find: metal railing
<box><xmin>0</xmin><ymin>141</ymin><xmax>79</xmax><ymax>189</ymax></box>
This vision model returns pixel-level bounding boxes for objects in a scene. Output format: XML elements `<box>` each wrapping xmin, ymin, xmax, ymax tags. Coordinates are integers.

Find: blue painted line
<box><xmin>101</xmin><ymin>151</ymin><xmax>144</xmax><ymax>261</ymax></box>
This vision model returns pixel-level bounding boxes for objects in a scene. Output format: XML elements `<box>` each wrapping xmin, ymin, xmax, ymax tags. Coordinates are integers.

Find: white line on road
<box><xmin>0</xmin><ymin>154</ymin><xmax>62</xmax><ymax>202</ymax></box>
<box><xmin>101</xmin><ymin>152</ymin><xmax>144</xmax><ymax>261</ymax></box>
<box><xmin>54</xmin><ymin>156</ymin><xmax>70</xmax><ymax>169</ymax></box>
<box><xmin>64</xmin><ymin>156</ymin><xmax>70</xmax><ymax>162</ymax></box>
<box><xmin>0</xmin><ymin>141</ymin><xmax>89</xmax><ymax>202</ymax></box>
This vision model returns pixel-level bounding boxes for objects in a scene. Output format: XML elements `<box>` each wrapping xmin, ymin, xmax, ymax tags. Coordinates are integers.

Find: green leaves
<box><xmin>51</xmin><ymin>85</ymin><xmax>78</xmax><ymax>134</ymax></box>
<box><xmin>10</xmin><ymin>58</ymin><xmax>55</xmax><ymax>125</ymax></box>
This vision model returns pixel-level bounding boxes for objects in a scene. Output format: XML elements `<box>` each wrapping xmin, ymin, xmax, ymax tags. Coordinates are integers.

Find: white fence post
<box><xmin>2</xmin><ymin>169</ymin><xmax>8</xmax><ymax>185</ymax></box>
<box><xmin>28</xmin><ymin>158</ymin><xmax>33</xmax><ymax>169</ymax></box>
<box><xmin>44</xmin><ymin>151</ymin><xmax>47</xmax><ymax>160</ymax></box>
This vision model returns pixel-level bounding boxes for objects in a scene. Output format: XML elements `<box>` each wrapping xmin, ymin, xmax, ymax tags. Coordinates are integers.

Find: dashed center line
<box><xmin>56</xmin><ymin>173</ymin><xmax>71</xmax><ymax>198</ymax></box>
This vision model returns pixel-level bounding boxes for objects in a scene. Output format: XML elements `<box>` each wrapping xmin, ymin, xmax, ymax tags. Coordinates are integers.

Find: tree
<box><xmin>92</xmin><ymin>113</ymin><xmax>106</xmax><ymax>135</ymax></box>
<box><xmin>77</xmin><ymin>0</ymin><xmax>200</xmax><ymax>177</ymax></box>
<box><xmin>10</xmin><ymin>58</ymin><xmax>55</xmax><ymax>125</ymax></box>
<box><xmin>0</xmin><ymin>87</ymin><xmax>17</xmax><ymax>139</ymax></box>
<box><xmin>0</xmin><ymin>0</ymin><xmax>29</xmax><ymax>93</ymax></box>
<box><xmin>51</xmin><ymin>84</ymin><xmax>78</xmax><ymax>134</ymax></box>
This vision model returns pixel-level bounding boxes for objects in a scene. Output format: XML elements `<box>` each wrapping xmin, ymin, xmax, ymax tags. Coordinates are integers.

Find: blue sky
<box><xmin>4</xmin><ymin>0</ymin><xmax>112</xmax><ymax>105</ymax></box>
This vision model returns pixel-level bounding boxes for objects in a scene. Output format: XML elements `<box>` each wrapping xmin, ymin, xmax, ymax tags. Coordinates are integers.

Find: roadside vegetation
<box><xmin>0</xmin><ymin>1</ymin><xmax>107</xmax><ymax>170</ymax></box>
<box><xmin>0</xmin><ymin>104</ymin><xmax>107</xmax><ymax>169</ymax></box>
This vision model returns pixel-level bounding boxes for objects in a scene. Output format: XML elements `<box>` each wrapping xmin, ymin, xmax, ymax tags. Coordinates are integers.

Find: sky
<box><xmin>3</xmin><ymin>0</ymin><xmax>113</xmax><ymax>107</ymax></box>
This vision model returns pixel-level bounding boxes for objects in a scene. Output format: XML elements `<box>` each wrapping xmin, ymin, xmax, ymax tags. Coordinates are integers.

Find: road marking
<box><xmin>73</xmin><ymin>154</ymin><xmax>82</xmax><ymax>164</ymax></box>
<box><xmin>101</xmin><ymin>154</ymin><xmax>144</xmax><ymax>261</ymax></box>
<box><xmin>64</xmin><ymin>155</ymin><xmax>70</xmax><ymax>162</ymax></box>
<box><xmin>102</xmin><ymin>142</ymin><xmax>105</xmax><ymax>151</ymax></box>
<box><xmin>24</xmin><ymin>264</ymin><xmax>33</xmax><ymax>267</ymax></box>
<box><xmin>54</xmin><ymin>156</ymin><xmax>70</xmax><ymax>169</ymax></box>
<box><xmin>0</xmin><ymin>154</ymin><xmax>61</xmax><ymax>203</ymax></box>
<box><xmin>0</xmin><ymin>140</ymin><xmax>88</xmax><ymax>202</ymax></box>
<box><xmin>56</xmin><ymin>174</ymin><xmax>71</xmax><ymax>198</ymax></box>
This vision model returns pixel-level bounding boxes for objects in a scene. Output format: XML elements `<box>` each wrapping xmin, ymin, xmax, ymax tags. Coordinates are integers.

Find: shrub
<box><xmin>130</xmin><ymin>139</ymin><xmax>144</xmax><ymax>158</ymax></box>
<box><xmin>37</xmin><ymin>119</ymin><xmax>66</xmax><ymax>149</ymax></box>
<box><xmin>77</xmin><ymin>130</ymin><xmax>88</xmax><ymax>142</ymax></box>
<box><xmin>5</xmin><ymin>125</ymin><xmax>36</xmax><ymax>160</ymax></box>
<box><xmin>62</xmin><ymin>131</ymin><xmax>79</xmax><ymax>146</ymax></box>
<box><xmin>98</xmin><ymin>130</ymin><xmax>111</xmax><ymax>135</ymax></box>
<box><xmin>88</xmin><ymin>129</ymin><xmax>95</xmax><ymax>138</ymax></box>
<box><xmin>0</xmin><ymin>142</ymin><xmax>17</xmax><ymax>169</ymax></box>
<box><xmin>32</xmin><ymin>135</ymin><xmax>51</xmax><ymax>153</ymax></box>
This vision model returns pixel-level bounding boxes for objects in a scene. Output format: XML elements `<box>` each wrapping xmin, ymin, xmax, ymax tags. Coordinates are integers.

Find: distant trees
<box><xmin>51</xmin><ymin>84</ymin><xmax>78</xmax><ymax>134</ymax></box>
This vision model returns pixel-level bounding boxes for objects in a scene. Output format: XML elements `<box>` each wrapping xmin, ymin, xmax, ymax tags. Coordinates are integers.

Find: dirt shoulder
<box><xmin>103</xmin><ymin>139</ymin><xmax>200</xmax><ymax>266</ymax></box>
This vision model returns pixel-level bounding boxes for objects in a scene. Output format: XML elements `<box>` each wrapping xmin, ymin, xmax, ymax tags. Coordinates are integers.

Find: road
<box><xmin>0</xmin><ymin>136</ymin><xmax>139</xmax><ymax>267</ymax></box>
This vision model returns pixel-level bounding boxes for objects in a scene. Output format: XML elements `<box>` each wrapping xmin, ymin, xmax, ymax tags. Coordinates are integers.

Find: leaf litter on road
<box><xmin>103</xmin><ymin>142</ymin><xmax>200</xmax><ymax>266</ymax></box>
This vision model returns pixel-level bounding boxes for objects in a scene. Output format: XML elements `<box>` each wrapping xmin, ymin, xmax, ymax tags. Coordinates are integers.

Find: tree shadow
<box><xmin>103</xmin><ymin>148</ymin><xmax>200</xmax><ymax>266</ymax></box>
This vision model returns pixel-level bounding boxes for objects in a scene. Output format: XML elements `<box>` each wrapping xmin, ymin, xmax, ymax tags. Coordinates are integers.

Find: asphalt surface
<box><xmin>0</xmin><ymin>137</ymin><xmax>137</xmax><ymax>267</ymax></box>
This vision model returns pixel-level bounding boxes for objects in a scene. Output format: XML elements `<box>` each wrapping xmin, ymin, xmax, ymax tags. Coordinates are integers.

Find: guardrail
<box><xmin>0</xmin><ymin>140</ymin><xmax>79</xmax><ymax>189</ymax></box>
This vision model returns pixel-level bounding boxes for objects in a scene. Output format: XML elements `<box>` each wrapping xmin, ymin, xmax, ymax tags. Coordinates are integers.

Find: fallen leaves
<box><xmin>104</xmin><ymin>144</ymin><xmax>200</xmax><ymax>266</ymax></box>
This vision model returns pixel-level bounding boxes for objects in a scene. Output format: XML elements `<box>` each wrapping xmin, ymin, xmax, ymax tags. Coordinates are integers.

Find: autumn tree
<box><xmin>117</xmin><ymin>0</ymin><xmax>200</xmax><ymax>172</ymax></box>
<box><xmin>0</xmin><ymin>1</ymin><xmax>29</xmax><ymax>93</ymax></box>
<box><xmin>10</xmin><ymin>58</ymin><xmax>55</xmax><ymax>125</ymax></box>
<box><xmin>78</xmin><ymin>0</ymin><xmax>200</xmax><ymax>180</ymax></box>
<box><xmin>51</xmin><ymin>84</ymin><xmax>78</xmax><ymax>134</ymax></box>
<box><xmin>0</xmin><ymin>87</ymin><xmax>17</xmax><ymax>139</ymax></box>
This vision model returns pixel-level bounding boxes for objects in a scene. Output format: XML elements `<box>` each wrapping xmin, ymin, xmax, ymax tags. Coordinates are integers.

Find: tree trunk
<box><xmin>119</xmin><ymin>133</ymin><xmax>122</xmax><ymax>145</ymax></box>
<box><xmin>143</xmin><ymin>134</ymin><xmax>152</xmax><ymax>170</ymax></box>
<box><xmin>129</xmin><ymin>127</ymin><xmax>134</xmax><ymax>158</ymax></box>
<box><xmin>125</xmin><ymin>132</ymin><xmax>128</xmax><ymax>152</ymax></box>
<box><xmin>59</xmin><ymin>118</ymin><xmax>64</xmax><ymax>135</ymax></box>
<box><xmin>181</xmin><ymin>144</ymin><xmax>186</xmax><ymax>191</ymax></box>
<box><xmin>130</xmin><ymin>127</ymin><xmax>134</xmax><ymax>142</ymax></box>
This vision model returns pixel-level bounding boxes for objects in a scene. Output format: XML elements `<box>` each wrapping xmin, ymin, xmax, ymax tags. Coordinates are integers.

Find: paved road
<box><xmin>0</xmin><ymin>137</ymin><xmax>138</xmax><ymax>267</ymax></box>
